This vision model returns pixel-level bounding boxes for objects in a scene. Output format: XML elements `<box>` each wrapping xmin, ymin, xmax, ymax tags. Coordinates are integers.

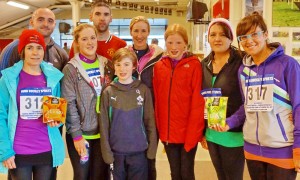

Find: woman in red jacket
<box><xmin>153</xmin><ymin>24</ymin><xmax>205</xmax><ymax>180</ymax></box>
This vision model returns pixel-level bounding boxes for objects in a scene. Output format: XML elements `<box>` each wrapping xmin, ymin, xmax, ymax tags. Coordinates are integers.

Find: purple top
<box><xmin>168</xmin><ymin>53</ymin><xmax>187</xmax><ymax>68</ymax></box>
<box><xmin>14</xmin><ymin>70</ymin><xmax>51</xmax><ymax>154</ymax></box>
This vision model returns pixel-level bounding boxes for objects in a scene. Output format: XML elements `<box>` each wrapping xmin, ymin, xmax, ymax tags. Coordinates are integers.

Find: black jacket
<box><xmin>202</xmin><ymin>47</ymin><xmax>243</xmax><ymax>132</ymax></box>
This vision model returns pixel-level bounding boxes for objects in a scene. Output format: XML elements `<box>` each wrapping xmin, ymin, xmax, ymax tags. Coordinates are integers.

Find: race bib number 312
<box><xmin>245</xmin><ymin>74</ymin><xmax>274</xmax><ymax>112</ymax></box>
<box><xmin>20</xmin><ymin>87</ymin><xmax>52</xmax><ymax>119</ymax></box>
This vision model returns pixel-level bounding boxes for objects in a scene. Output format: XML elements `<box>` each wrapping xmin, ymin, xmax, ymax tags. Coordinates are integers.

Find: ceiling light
<box><xmin>7</xmin><ymin>1</ymin><xmax>30</xmax><ymax>10</ymax></box>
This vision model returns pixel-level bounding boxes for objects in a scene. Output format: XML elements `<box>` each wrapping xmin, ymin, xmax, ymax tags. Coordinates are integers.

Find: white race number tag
<box><xmin>20</xmin><ymin>87</ymin><xmax>52</xmax><ymax>119</ymax></box>
<box><xmin>245</xmin><ymin>74</ymin><xmax>274</xmax><ymax>112</ymax></box>
<box><xmin>86</xmin><ymin>68</ymin><xmax>102</xmax><ymax>96</ymax></box>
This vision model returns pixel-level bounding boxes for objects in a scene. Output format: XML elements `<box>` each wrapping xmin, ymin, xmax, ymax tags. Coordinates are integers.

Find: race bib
<box><xmin>86</xmin><ymin>68</ymin><xmax>102</xmax><ymax>96</ymax></box>
<box><xmin>20</xmin><ymin>87</ymin><xmax>52</xmax><ymax>119</ymax></box>
<box><xmin>245</xmin><ymin>74</ymin><xmax>274</xmax><ymax>112</ymax></box>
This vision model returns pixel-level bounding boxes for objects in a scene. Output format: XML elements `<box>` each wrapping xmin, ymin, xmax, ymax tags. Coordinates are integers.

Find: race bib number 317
<box><xmin>245</xmin><ymin>74</ymin><xmax>274</xmax><ymax>112</ymax></box>
<box><xmin>20</xmin><ymin>87</ymin><xmax>52</xmax><ymax>119</ymax></box>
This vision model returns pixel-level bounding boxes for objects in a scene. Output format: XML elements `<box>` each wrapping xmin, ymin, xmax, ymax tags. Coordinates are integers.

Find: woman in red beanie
<box><xmin>0</xmin><ymin>29</ymin><xmax>65</xmax><ymax>179</ymax></box>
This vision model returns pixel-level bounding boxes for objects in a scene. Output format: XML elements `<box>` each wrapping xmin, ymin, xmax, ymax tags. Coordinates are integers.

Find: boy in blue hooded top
<box><xmin>99</xmin><ymin>48</ymin><xmax>157</xmax><ymax>180</ymax></box>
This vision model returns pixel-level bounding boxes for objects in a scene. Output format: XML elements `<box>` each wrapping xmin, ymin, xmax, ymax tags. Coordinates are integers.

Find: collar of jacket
<box><xmin>110</xmin><ymin>78</ymin><xmax>141</xmax><ymax>91</ymax></box>
<box><xmin>242</xmin><ymin>42</ymin><xmax>281</xmax><ymax>67</ymax></box>
<box><xmin>1</xmin><ymin>60</ymin><xmax>63</xmax><ymax>96</ymax></box>
<box><xmin>68</xmin><ymin>53</ymin><xmax>108</xmax><ymax>83</ymax></box>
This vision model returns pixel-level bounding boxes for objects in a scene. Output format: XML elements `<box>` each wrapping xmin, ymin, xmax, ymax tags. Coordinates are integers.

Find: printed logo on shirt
<box><xmin>184</xmin><ymin>63</ymin><xmax>190</xmax><ymax>68</ymax></box>
<box><xmin>136</xmin><ymin>89</ymin><xmax>140</xmax><ymax>94</ymax></box>
<box><xmin>137</xmin><ymin>95</ymin><xmax>144</xmax><ymax>106</ymax></box>
<box><xmin>111</xmin><ymin>96</ymin><xmax>117</xmax><ymax>101</ymax></box>
<box><xmin>107</xmin><ymin>48</ymin><xmax>116</xmax><ymax>58</ymax></box>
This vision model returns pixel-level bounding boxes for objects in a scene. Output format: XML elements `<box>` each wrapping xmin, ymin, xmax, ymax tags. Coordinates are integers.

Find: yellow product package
<box><xmin>42</xmin><ymin>96</ymin><xmax>67</xmax><ymax>123</ymax></box>
<box><xmin>206</xmin><ymin>96</ymin><xmax>228</xmax><ymax>127</ymax></box>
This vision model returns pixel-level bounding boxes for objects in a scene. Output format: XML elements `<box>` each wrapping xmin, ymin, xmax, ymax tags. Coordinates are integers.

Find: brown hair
<box><xmin>236</xmin><ymin>12</ymin><xmax>267</xmax><ymax>37</ymax></box>
<box><xmin>112</xmin><ymin>48</ymin><xmax>137</xmax><ymax>69</ymax></box>
<box><xmin>209</xmin><ymin>22</ymin><xmax>233</xmax><ymax>41</ymax></box>
<box><xmin>73</xmin><ymin>23</ymin><xmax>97</xmax><ymax>53</ymax></box>
<box><xmin>129</xmin><ymin>16</ymin><xmax>150</xmax><ymax>33</ymax></box>
<box><xmin>164</xmin><ymin>24</ymin><xmax>188</xmax><ymax>45</ymax></box>
<box><xmin>91</xmin><ymin>2</ymin><xmax>111</xmax><ymax>14</ymax></box>
<box><xmin>20</xmin><ymin>49</ymin><xmax>25</xmax><ymax>60</ymax></box>
<box><xmin>236</xmin><ymin>12</ymin><xmax>269</xmax><ymax>50</ymax></box>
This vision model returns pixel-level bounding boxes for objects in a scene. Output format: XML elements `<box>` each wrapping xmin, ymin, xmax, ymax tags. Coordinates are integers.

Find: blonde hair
<box><xmin>73</xmin><ymin>23</ymin><xmax>97</xmax><ymax>53</ymax></box>
<box><xmin>129</xmin><ymin>16</ymin><xmax>150</xmax><ymax>33</ymax></box>
<box><xmin>164</xmin><ymin>24</ymin><xmax>188</xmax><ymax>45</ymax></box>
<box><xmin>112</xmin><ymin>48</ymin><xmax>137</xmax><ymax>69</ymax></box>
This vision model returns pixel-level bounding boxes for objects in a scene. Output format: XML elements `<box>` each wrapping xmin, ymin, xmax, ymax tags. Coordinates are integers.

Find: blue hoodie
<box><xmin>226</xmin><ymin>43</ymin><xmax>300</xmax><ymax>169</ymax></box>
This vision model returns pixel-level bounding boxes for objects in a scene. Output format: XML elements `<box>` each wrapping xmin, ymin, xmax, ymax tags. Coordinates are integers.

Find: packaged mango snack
<box><xmin>42</xmin><ymin>96</ymin><xmax>67</xmax><ymax>123</ymax></box>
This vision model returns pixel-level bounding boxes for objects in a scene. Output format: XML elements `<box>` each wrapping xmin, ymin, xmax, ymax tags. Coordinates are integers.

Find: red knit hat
<box><xmin>207</xmin><ymin>18</ymin><xmax>234</xmax><ymax>41</ymax></box>
<box><xmin>18</xmin><ymin>29</ymin><xmax>46</xmax><ymax>54</ymax></box>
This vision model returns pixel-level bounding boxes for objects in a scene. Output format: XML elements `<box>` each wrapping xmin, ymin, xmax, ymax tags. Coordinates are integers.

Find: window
<box><xmin>52</xmin><ymin>18</ymin><xmax>167</xmax><ymax>49</ymax></box>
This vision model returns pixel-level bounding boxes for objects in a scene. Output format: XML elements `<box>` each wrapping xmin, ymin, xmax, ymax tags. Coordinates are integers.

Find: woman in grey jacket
<box><xmin>61</xmin><ymin>24</ymin><xmax>112</xmax><ymax>180</ymax></box>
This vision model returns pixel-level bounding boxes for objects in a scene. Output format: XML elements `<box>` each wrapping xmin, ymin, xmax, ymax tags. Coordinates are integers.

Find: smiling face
<box><xmin>239</xmin><ymin>26</ymin><xmax>268</xmax><ymax>60</ymax></box>
<box><xmin>130</xmin><ymin>21</ymin><xmax>150</xmax><ymax>50</ymax></box>
<box><xmin>76</xmin><ymin>27</ymin><xmax>97</xmax><ymax>59</ymax></box>
<box><xmin>208</xmin><ymin>24</ymin><xmax>232</xmax><ymax>54</ymax></box>
<box><xmin>165</xmin><ymin>33</ymin><xmax>187</xmax><ymax>60</ymax></box>
<box><xmin>24</xmin><ymin>43</ymin><xmax>44</xmax><ymax>67</ymax></box>
<box><xmin>114</xmin><ymin>57</ymin><xmax>135</xmax><ymax>84</ymax></box>
<box><xmin>90</xmin><ymin>6</ymin><xmax>112</xmax><ymax>34</ymax></box>
<box><xmin>30</xmin><ymin>8</ymin><xmax>56</xmax><ymax>39</ymax></box>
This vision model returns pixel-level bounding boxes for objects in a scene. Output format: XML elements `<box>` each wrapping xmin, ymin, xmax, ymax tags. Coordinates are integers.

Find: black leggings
<box><xmin>163</xmin><ymin>143</ymin><xmax>197</xmax><ymax>180</ymax></box>
<box><xmin>246</xmin><ymin>159</ymin><xmax>297</xmax><ymax>180</ymax></box>
<box><xmin>66</xmin><ymin>133</ymin><xmax>109</xmax><ymax>180</ymax></box>
<box><xmin>9</xmin><ymin>164</ymin><xmax>53</xmax><ymax>180</ymax></box>
<box><xmin>207</xmin><ymin>141</ymin><xmax>245</xmax><ymax>180</ymax></box>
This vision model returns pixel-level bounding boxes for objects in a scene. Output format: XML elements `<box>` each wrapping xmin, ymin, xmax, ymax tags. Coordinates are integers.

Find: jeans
<box><xmin>163</xmin><ymin>143</ymin><xmax>197</xmax><ymax>180</ymax></box>
<box><xmin>207</xmin><ymin>141</ymin><xmax>245</xmax><ymax>180</ymax></box>
<box><xmin>246</xmin><ymin>159</ymin><xmax>297</xmax><ymax>180</ymax></box>
<box><xmin>9</xmin><ymin>164</ymin><xmax>53</xmax><ymax>180</ymax></box>
<box><xmin>113</xmin><ymin>152</ymin><xmax>148</xmax><ymax>180</ymax></box>
<box><xmin>66</xmin><ymin>133</ymin><xmax>109</xmax><ymax>180</ymax></box>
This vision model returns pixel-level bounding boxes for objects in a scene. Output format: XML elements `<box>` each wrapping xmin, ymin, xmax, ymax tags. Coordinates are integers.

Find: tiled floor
<box><xmin>1</xmin><ymin>142</ymin><xmax>299</xmax><ymax>179</ymax></box>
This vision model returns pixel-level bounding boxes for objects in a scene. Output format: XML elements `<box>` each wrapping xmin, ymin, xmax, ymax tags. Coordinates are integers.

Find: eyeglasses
<box><xmin>237</xmin><ymin>31</ymin><xmax>264</xmax><ymax>42</ymax></box>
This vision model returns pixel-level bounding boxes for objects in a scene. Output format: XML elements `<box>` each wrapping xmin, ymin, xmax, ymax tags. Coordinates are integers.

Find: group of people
<box><xmin>0</xmin><ymin>1</ymin><xmax>300</xmax><ymax>180</ymax></box>
<box><xmin>201</xmin><ymin>12</ymin><xmax>300</xmax><ymax>180</ymax></box>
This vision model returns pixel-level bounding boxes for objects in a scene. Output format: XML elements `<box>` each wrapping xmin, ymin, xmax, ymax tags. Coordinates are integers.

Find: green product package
<box><xmin>206</xmin><ymin>97</ymin><xmax>228</xmax><ymax>127</ymax></box>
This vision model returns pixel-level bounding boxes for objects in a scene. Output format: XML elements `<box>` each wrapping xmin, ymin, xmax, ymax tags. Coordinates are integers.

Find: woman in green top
<box><xmin>201</xmin><ymin>18</ymin><xmax>245</xmax><ymax>180</ymax></box>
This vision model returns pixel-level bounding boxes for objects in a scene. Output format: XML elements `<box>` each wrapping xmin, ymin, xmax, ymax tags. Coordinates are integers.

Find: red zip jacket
<box><xmin>153</xmin><ymin>53</ymin><xmax>205</xmax><ymax>152</ymax></box>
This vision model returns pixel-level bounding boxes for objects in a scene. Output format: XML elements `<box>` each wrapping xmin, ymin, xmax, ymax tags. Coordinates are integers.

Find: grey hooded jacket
<box><xmin>61</xmin><ymin>53</ymin><xmax>112</xmax><ymax>138</ymax></box>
